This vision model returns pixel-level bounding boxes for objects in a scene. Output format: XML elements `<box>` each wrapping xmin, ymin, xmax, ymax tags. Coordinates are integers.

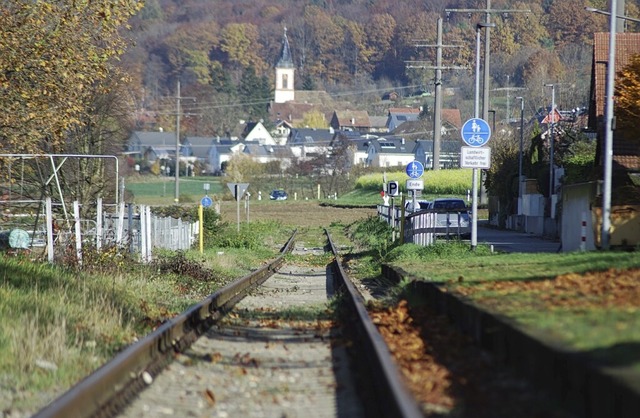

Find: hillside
<box><xmin>121</xmin><ymin>0</ymin><xmax>639</xmax><ymax>135</ymax></box>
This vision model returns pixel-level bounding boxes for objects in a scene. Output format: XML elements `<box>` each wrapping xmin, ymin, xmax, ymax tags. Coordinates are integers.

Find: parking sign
<box><xmin>387</xmin><ymin>181</ymin><xmax>399</xmax><ymax>196</ymax></box>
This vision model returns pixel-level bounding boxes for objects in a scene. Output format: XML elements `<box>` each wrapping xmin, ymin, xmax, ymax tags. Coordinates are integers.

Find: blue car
<box><xmin>269</xmin><ymin>190</ymin><xmax>288</xmax><ymax>200</ymax></box>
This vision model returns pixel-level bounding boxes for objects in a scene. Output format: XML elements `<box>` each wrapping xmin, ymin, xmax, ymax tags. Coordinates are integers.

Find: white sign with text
<box><xmin>461</xmin><ymin>146</ymin><xmax>491</xmax><ymax>169</ymax></box>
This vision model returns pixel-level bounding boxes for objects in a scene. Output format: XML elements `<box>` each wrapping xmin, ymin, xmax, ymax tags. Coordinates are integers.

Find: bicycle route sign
<box><xmin>461</xmin><ymin>118</ymin><xmax>491</xmax><ymax>147</ymax></box>
<box><xmin>200</xmin><ymin>195</ymin><xmax>213</xmax><ymax>208</ymax></box>
<box><xmin>405</xmin><ymin>160</ymin><xmax>424</xmax><ymax>179</ymax></box>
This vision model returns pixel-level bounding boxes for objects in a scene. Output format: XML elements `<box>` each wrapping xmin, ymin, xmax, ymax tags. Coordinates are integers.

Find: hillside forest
<box><xmin>3</xmin><ymin>1</ymin><xmax>640</xmax><ymax>174</ymax></box>
<box><xmin>120</xmin><ymin>0</ymin><xmax>640</xmax><ymax>136</ymax></box>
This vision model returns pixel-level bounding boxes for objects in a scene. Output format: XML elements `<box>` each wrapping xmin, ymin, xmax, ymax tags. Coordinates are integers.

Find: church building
<box><xmin>274</xmin><ymin>28</ymin><xmax>295</xmax><ymax>104</ymax></box>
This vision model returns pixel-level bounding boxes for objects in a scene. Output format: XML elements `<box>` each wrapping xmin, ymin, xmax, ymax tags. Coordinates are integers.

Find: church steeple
<box><xmin>277</xmin><ymin>27</ymin><xmax>294</xmax><ymax>69</ymax></box>
<box><xmin>274</xmin><ymin>27</ymin><xmax>295</xmax><ymax>103</ymax></box>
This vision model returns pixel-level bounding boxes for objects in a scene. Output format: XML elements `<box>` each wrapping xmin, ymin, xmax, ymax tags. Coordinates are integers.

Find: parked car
<box><xmin>269</xmin><ymin>189</ymin><xmax>288</xmax><ymax>200</ymax></box>
<box><xmin>404</xmin><ymin>199</ymin><xmax>430</xmax><ymax>213</ymax></box>
<box><xmin>428</xmin><ymin>198</ymin><xmax>471</xmax><ymax>239</ymax></box>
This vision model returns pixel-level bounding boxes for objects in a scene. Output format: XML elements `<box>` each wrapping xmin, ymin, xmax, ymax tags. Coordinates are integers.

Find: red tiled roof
<box><xmin>441</xmin><ymin>109</ymin><xmax>462</xmax><ymax>128</ymax></box>
<box><xmin>591</xmin><ymin>33</ymin><xmax>640</xmax><ymax>171</ymax></box>
<box><xmin>592</xmin><ymin>32</ymin><xmax>640</xmax><ymax>120</ymax></box>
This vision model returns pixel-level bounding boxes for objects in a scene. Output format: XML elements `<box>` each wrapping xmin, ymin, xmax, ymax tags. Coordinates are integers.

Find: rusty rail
<box><xmin>325</xmin><ymin>229</ymin><xmax>423</xmax><ymax>418</ymax></box>
<box><xmin>33</xmin><ymin>230</ymin><xmax>297</xmax><ymax>418</ymax></box>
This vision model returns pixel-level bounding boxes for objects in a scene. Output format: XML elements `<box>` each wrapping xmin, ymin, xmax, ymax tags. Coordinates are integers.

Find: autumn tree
<box><xmin>615</xmin><ymin>54</ymin><xmax>640</xmax><ymax>130</ymax></box>
<box><xmin>366</xmin><ymin>13</ymin><xmax>396</xmax><ymax>79</ymax></box>
<box><xmin>319</xmin><ymin>136</ymin><xmax>356</xmax><ymax>197</ymax></box>
<box><xmin>0</xmin><ymin>0</ymin><xmax>142</xmax><ymax>155</ymax></box>
<box><xmin>545</xmin><ymin>0</ymin><xmax>606</xmax><ymax>47</ymax></box>
<box><xmin>302</xmin><ymin>5</ymin><xmax>349</xmax><ymax>83</ymax></box>
<box><xmin>37</xmin><ymin>76</ymin><xmax>135</xmax><ymax>216</ymax></box>
<box><xmin>218</xmin><ymin>22</ymin><xmax>267</xmax><ymax>74</ymax></box>
<box><xmin>162</xmin><ymin>21</ymin><xmax>220</xmax><ymax>84</ymax></box>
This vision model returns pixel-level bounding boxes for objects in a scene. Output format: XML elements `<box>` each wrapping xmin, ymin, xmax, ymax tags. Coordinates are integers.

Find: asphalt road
<box><xmin>476</xmin><ymin>221</ymin><xmax>562</xmax><ymax>253</ymax></box>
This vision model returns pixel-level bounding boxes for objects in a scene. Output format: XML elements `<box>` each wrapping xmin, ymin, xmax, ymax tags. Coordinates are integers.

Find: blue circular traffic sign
<box><xmin>406</xmin><ymin>161</ymin><xmax>424</xmax><ymax>179</ymax></box>
<box><xmin>461</xmin><ymin>118</ymin><xmax>491</xmax><ymax>147</ymax></box>
<box><xmin>201</xmin><ymin>196</ymin><xmax>213</xmax><ymax>208</ymax></box>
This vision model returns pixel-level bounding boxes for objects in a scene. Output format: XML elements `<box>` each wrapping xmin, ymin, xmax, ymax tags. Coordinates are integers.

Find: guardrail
<box><xmin>377</xmin><ymin>204</ymin><xmax>470</xmax><ymax>245</ymax></box>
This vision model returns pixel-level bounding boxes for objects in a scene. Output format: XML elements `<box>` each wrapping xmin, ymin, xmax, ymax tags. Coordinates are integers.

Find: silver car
<box><xmin>428</xmin><ymin>198</ymin><xmax>471</xmax><ymax>239</ymax></box>
<box><xmin>404</xmin><ymin>199</ymin><xmax>430</xmax><ymax>213</ymax></box>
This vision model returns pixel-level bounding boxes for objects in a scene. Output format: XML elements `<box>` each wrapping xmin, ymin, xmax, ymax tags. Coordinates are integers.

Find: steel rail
<box><xmin>33</xmin><ymin>230</ymin><xmax>297</xmax><ymax>418</ymax></box>
<box><xmin>325</xmin><ymin>229</ymin><xmax>423</xmax><ymax>418</ymax></box>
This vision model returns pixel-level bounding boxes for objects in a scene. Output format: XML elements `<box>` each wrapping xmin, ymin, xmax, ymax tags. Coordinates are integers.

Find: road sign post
<box><xmin>461</xmin><ymin>118</ymin><xmax>491</xmax><ymax>249</ymax></box>
<box><xmin>405</xmin><ymin>161</ymin><xmax>424</xmax><ymax>214</ymax></box>
<box><xmin>227</xmin><ymin>183</ymin><xmax>249</xmax><ymax>232</ymax></box>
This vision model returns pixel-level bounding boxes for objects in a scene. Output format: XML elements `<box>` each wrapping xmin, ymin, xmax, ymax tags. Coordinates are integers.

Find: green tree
<box><xmin>300</xmin><ymin>110</ymin><xmax>328</xmax><ymax>128</ymax></box>
<box><xmin>0</xmin><ymin>0</ymin><xmax>141</xmax><ymax>154</ymax></box>
<box><xmin>239</xmin><ymin>66</ymin><xmax>271</xmax><ymax>121</ymax></box>
<box><xmin>484</xmin><ymin>131</ymin><xmax>520</xmax><ymax>227</ymax></box>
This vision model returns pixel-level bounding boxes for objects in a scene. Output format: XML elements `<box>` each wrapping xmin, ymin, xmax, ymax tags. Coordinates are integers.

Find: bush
<box><xmin>348</xmin><ymin>216</ymin><xmax>394</xmax><ymax>258</ymax></box>
<box><xmin>385</xmin><ymin>241</ymin><xmax>493</xmax><ymax>263</ymax></box>
<box><xmin>205</xmin><ymin>220</ymin><xmax>280</xmax><ymax>250</ymax></box>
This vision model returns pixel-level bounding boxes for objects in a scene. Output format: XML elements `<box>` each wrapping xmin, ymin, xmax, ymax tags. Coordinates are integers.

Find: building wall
<box><xmin>274</xmin><ymin>67</ymin><xmax>295</xmax><ymax>103</ymax></box>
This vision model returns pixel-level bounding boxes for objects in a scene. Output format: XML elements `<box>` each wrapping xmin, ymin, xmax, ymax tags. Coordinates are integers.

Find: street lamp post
<box><xmin>544</xmin><ymin>83</ymin><xmax>556</xmax><ymax>217</ymax></box>
<box><xmin>488</xmin><ymin>109</ymin><xmax>496</xmax><ymax>131</ymax></box>
<box><xmin>602</xmin><ymin>1</ymin><xmax>618</xmax><ymax>250</ymax></box>
<box><xmin>516</xmin><ymin>96</ymin><xmax>524</xmax><ymax>213</ymax></box>
<box><xmin>471</xmin><ymin>22</ymin><xmax>495</xmax><ymax>249</ymax></box>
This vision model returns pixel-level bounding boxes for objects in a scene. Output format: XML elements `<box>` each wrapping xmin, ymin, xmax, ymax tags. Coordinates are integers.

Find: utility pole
<box><xmin>172</xmin><ymin>81</ymin><xmax>195</xmax><ymax>203</ymax></box>
<box><xmin>406</xmin><ymin>17</ymin><xmax>465</xmax><ymax>170</ymax></box>
<box><xmin>445</xmin><ymin>2</ymin><xmax>530</xmax><ymax>121</ymax></box>
<box><xmin>493</xmin><ymin>76</ymin><xmax>525</xmax><ymax>123</ymax></box>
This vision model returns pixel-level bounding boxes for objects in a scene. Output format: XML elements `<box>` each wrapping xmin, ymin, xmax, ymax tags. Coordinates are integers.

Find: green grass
<box><xmin>0</xmin><ymin>218</ymin><xmax>289</xmax><ymax>413</ymax></box>
<box><xmin>326</xmin><ymin>188</ymin><xmax>470</xmax><ymax>207</ymax></box>
<box><xmin>405</xmin><ymin>250</ymin><xmax>640</xmax><ymax>369</ymax></box>
<box><xmin>390</xmin><ymin>249</ymin><xmax>640</xmax><ymax>283</ymax></box>
<box><xmin>125</xmin><ymin>176</ymin><xmax>226</xmax><ymax>205</ymax></box>
<box><xmin>343</xmin><ymin>216</ymin><xmax>640</xmax><ymax>369</ymax></box>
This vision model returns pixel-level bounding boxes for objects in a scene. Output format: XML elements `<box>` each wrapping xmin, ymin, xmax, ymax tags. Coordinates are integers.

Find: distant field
<box><xmin>219</xmin><ymin>199</ymin><xmax>377</xmax><ymax>228</ymax></box>
<box><xmin>125</xmin><ymin>176</ymin><xmax>321</xmax><ymax>205</ymax></box>
<box><xmin>125</xmin><ymin>176</ymin><xmax>226</xmax><ymax>205</ymax></box>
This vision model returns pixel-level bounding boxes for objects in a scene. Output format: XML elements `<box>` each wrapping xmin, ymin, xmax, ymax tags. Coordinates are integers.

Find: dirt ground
<box><xmin>218</xmin><ymin>200</ymin><xmax>377</xmax><ymax>228</ymax></box>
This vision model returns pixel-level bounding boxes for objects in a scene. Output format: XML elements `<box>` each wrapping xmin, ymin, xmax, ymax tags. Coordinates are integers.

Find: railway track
<box><xmin>33</xmin><ymin>228</ymin><xmax>422</xmax><ymax>418</ymax></box>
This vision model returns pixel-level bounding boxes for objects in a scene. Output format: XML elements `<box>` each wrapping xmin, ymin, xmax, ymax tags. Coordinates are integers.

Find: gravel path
<box><xmin>118</xmin><ymin>244</ymin><xmax>366</xmax><ymax>418</ymax></box>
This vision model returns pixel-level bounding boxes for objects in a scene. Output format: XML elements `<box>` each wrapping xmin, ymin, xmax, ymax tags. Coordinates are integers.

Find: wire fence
<box><xmin>1</xmin><ymin>197</ymin><xmax>197</xmax><ymax>263</ymax></box>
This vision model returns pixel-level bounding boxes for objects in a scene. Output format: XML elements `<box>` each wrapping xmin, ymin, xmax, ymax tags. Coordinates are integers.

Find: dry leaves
<box><xmin>370</xmin><ymin>299</ymin><xmax>573</xmax><ymax>417</ymax></box>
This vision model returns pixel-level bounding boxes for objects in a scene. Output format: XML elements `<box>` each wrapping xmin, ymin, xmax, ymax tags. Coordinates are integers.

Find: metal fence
<box><xmin>377</xmin><ymin>204</ymin><xmax>469</xmax><ymax>246</ymax></box>
<box><xmin>1</xmin><ymin>198</ymin><xmax>197</xmax><ymax>263</ymax></box>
